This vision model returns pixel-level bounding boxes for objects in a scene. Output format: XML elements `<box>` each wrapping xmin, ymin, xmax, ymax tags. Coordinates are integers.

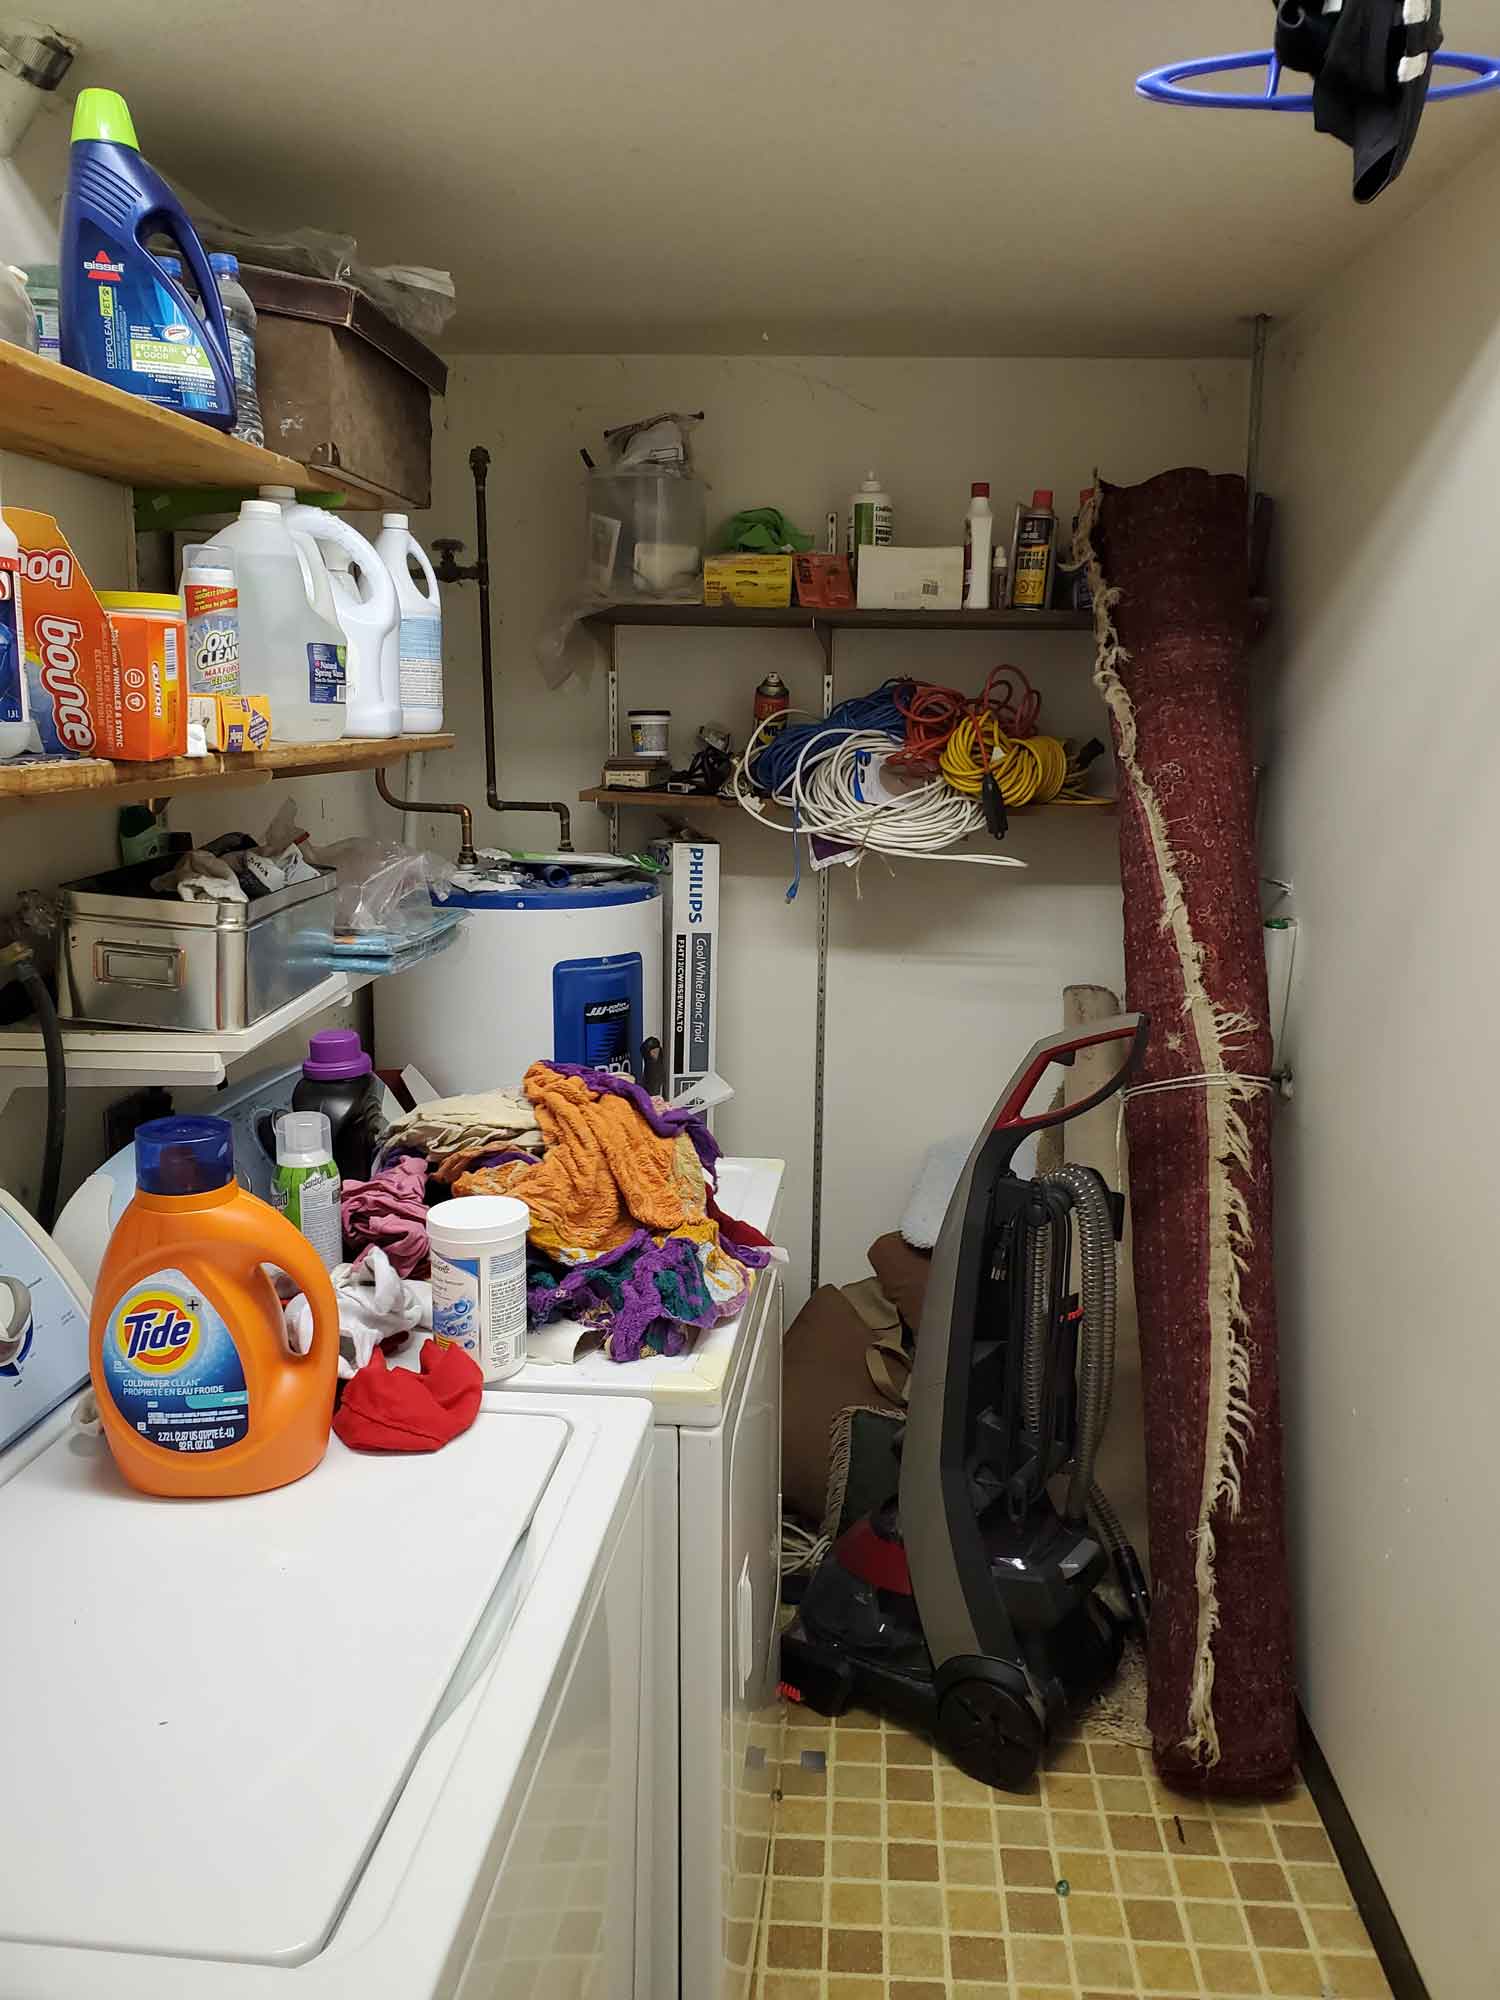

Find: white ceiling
<box><xmin>36</xmin><ymin>0</ymin><xmax>1500</xmax><ymax>354</ymax></box>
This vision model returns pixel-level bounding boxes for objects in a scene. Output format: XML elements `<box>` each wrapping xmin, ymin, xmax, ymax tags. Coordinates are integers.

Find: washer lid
<box><xmin>0</xmin><ymin>1406</ymin><xmax>567</xmax><ymax>1965</ymax></box>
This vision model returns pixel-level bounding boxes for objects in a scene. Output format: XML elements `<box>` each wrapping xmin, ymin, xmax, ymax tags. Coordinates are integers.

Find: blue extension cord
<box><xmin>746</xmin><ymin>680</ymin><xmax>913</xmax><ymax>899</ymax></box>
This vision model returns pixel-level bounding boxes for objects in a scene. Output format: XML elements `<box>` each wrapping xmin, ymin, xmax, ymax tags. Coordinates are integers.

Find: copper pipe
<box><xmin>375</xmin><ymin>764</ymin><xmax>476</xmax><ymax>866</ymax></box>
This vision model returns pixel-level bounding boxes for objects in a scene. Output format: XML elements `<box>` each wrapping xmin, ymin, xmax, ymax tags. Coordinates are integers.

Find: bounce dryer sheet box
<box><xmin>1</xmin><ymin>507</ymin><xmax>123</xmax><ymax>759</ymax></box>
<box><xmin>648</xmin><ymin>832</ymin><xmax>720</xmax><ymax>1106</ymax></box>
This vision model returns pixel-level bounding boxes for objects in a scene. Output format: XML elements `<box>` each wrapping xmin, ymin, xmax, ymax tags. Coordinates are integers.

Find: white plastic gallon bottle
<box><xmin>374</xmin><ymin>514</ymin><xmax>444</xmax><ymax>733</ymax></box>
<box><xmin>257</xmin><ymin>486</ymin><xmax>344</xmax><ymax>638</ymax></box>
<box><xmin>207</xmin><ymin>500</ymin><xmax>347</xmax><ymax>742</ymax></box>
<box><xmin>284</xmin><ymin>507</ymin><xmax>398</xmax><ymax>739</ymax></box>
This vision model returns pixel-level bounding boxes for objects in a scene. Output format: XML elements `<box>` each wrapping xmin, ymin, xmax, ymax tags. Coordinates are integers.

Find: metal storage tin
<box><xmin>59</xmin><ymin>860</ymin><xmax>337</xmax><ymax>1032</ymax></box>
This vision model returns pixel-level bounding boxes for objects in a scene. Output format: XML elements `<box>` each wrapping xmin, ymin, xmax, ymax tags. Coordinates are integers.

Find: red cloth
<box><xmin>333</xmin><ymin>1339</ymin><xmax>484</xmax><ymax>1453</ymax></box>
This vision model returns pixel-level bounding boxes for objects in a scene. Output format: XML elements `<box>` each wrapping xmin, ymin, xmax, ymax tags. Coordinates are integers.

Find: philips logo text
<box><xmin>688</xmin><ymin>847</ymin><xmax>705</xmax><ymax>923</ymax></box>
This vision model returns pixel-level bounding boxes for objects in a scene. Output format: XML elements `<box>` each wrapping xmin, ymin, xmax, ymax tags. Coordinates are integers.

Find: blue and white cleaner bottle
<box><xmin>0</xmin><ymin>461</ymin><xmax>33</xmax><ymax>758</ymax></box>
<box><xmin>59</xmin><ymin>89</ymin><xmax>236</xmax><ymax>429</ymax></box>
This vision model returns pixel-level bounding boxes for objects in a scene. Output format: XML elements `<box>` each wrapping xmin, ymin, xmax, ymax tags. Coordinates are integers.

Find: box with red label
<box><xmin>0</xmin><ymin>507</ymin><xmax>140</xmax><ymax>760</ymax></box>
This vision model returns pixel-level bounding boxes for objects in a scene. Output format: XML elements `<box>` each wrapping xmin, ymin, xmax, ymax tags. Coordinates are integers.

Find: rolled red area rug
<box><xmin>1086</xmin><ymin>467</ymin><xmax>1296</xmax><ymax>1794</ymax></box>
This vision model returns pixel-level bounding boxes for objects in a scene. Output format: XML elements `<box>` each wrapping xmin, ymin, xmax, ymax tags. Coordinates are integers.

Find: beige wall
<box><xmin>409</xmin><ymin>356</ymin><xmax>1249</xmax><ymax>1307</ymax></box>
<box><xmin>1262</xmin><ymin>134</ymin><xmax>1500</xmax><ymax>1996</ymax></box>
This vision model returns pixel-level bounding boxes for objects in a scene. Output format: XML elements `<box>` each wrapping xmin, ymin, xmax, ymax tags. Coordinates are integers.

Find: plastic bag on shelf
<box><xmin>302</xmin><ymin>837</ymin><xmax>458</xmax><ymax>944</ymax></box>
<box><xmin>183</xmin><ymin>213</ymin><xmax>456</xmax><ymax>341</ymax></box>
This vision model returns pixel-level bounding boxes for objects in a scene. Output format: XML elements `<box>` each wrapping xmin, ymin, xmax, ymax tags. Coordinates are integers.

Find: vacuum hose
<box><xmin>1020</xmin><ymin>1165</ymin><xmax>1118</xmax><ymax>1523</ymax></box>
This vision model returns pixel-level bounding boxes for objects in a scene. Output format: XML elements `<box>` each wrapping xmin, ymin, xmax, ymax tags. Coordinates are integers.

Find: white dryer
<box><xmin>0</xmin><ymin>1352</ymin><xmax>655</xmax><ymax>1997</ymax></box>
<box><xmin>494</xmin><ymin>1156</ymin><xmax>786</xmax><ymax>2000</ymax></box>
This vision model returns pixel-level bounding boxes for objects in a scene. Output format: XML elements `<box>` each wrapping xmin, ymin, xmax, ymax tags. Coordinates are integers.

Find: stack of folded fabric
<box><xmin>454</xmin><ymin>1062</ymin><xmax>779</xmax><ymax>1362</ymax></box>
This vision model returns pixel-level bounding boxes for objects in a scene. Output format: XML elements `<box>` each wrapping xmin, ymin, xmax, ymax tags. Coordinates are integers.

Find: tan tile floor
<box><xmin>753</xmin><ymin>1705</ymin><xmax>1392</xmax><ymax>1999</ymax></box>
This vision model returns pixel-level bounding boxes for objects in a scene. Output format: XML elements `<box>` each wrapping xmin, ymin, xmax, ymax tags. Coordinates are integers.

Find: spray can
<box><xmin>1009</xmin><ymin>490</ymin><xmax>1057</xmax><ymax>611</ymax></box>
<box><xmin>272</xmin><ymin>1112</ymin><xmax>342</xmax><ymax>1272</ymax></box>
<box><xmin>753</xmin><ymin>671</ymin><xmax>791</xmax><ymax>743</ymax></box>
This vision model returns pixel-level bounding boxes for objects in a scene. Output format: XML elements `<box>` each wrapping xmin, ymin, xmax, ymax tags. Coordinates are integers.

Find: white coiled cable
<box><xmin>733</xmin><ymin>713</ymin><xmax>1029</xmax><ymax>871</ymax></box>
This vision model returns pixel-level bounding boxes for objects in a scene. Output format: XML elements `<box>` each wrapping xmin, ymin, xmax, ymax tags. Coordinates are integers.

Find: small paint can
<box><xmin>629</xmin><ymin>708</ymin><xmax>671</xmax><ymax>758</ymax></box>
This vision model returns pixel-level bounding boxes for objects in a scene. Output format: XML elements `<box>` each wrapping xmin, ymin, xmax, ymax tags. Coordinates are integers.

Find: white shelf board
<box><xmin>0</xmin><ymin>972</ymin><xmax>372</xmax><ymax>1111</ymax></box>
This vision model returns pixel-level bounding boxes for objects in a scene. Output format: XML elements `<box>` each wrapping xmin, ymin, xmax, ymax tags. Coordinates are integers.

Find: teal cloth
<box><xmin>717</xmin><ymin>507</ymin><xmax>815</xmax><ymax>554</ymax></box>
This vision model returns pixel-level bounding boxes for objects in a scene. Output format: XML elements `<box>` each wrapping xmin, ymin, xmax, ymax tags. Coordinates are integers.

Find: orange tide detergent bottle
<box><xmin>90</xmin><ymin>1115</ymin><xmax>339</xmax><ymax>1498</ymax></box>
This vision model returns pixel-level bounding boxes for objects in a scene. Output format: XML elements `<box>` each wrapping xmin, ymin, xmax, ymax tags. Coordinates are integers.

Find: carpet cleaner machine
<box><xmin>781</xmin><ymin>1014</ymin><xmax>1151</xmax><ymax>1789</ymax></box>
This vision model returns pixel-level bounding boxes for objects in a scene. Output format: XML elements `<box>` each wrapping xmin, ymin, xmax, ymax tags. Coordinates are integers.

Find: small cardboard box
<box><xmin>703</xmin><ymin>553</ymin><xmax>794</xmax><ymax>607</ymax></box>
<box><xmin>648</xmin><ymin>832</ymin><xmax>720</xmax><ymax>1105</ymax></box>
<box><xmin>3</xmin><ymin>507</ymin><xmax>124</xmax><ymax>758</ymax></box>
<box><xmin>855</xmin><ymin>545</ymin><xmax>965</xmax><ymax>611</ymax></box>
<box><xmin>190</xmin><ymin>693</ymin><xmax>272</xmax><ymax>753</ymax></box>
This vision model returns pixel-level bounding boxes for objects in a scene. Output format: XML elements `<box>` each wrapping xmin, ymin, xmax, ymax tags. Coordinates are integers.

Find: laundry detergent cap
<box><xmin>135</xmin><ymin>1115</ymin><xmax>235</xmax><ymax>1195</ymax></box>
<box><xmin>70</xmin><ymin>88</ymin><xmax>139</xmax><ymax>149</ymax></box>
<box><xmin>303</xmin><ymin>1028</ymin><xmax>372</xmax><ymax>1080</ymax></box>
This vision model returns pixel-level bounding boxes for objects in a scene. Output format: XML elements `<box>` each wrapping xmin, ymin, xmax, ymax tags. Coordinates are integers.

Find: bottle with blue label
<box><xmin>89</xmin><ymin>1116</ymin><xmax>339</xmax><ymax>1498</ymax></box>
<box><xmin>59</xmin><ymin>88</ymin><xmax>237</xmax><ymax>429</ymax></box>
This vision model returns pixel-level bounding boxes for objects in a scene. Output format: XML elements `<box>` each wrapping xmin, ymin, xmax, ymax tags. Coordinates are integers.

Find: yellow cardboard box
<box><xmin>190</xmin><ymin>693</ymin><xmax>272</xmax><ymax>753</ymax></box>
<box><xmin>703</xmin><ymin>554</ymin><xmax>793</xmax><ymax>608</ymax></box>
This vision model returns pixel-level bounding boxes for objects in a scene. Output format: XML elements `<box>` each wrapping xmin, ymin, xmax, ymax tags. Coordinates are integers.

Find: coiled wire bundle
<box><xmin>733</xmin><ymin>669</ymin><xmax>1108</xmax><ymax>890</ymax></box>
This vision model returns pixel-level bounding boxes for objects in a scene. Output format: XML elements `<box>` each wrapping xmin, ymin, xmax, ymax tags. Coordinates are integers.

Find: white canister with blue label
<box><xmin>428</xmin><ymin>1194</ymin><xmax>530</xmax><ymax>1384</ymax></box>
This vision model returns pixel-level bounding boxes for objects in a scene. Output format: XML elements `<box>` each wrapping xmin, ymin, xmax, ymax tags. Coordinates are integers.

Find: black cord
<box><xmin>11</xmin><ymin>952</ymin><xmax>66</xmax><ymax>1232</ymax></box>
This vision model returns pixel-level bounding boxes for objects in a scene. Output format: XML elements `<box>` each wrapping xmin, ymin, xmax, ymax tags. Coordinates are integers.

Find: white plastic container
<box><xmin>963</xmin><ymin>482</ymin><xmax>993</xmax><ymax>611</ymax></box>
<box><xmin>181</xmin><ymin>543</ymin><xmax>240</xmax><ymax>696</ymax></box>
<box><xmin>629</xmin><ymin>708</ymin><xmax>671</xmax><ymax>757</ymax></box>
<box><xmin>284</xmin><ymin>506</ymin><xmax>399</xmax><ymax>740</ymax></box>
<box><xmin>207</xmin><ymin>500</ymin><xmax>347</xmax><ymax>743</ymax></box>
<box><xmin>846</xmin><ymin>471</ymin><xmax>894</xmax><ymax>558</ymax></box>
<box><xmin>209</xmin><ymin>252</ymin><xmax>263</xmax><ymax>449</ymax></box>
<box><xmin>257</xmin><ymin>485</ymin><xmax>345</xmax><ymax>638</ymax></box>
<box><xmin>374</xmin><ymin>513</ymin><xmax>443</xmax><ymax>733</ymax></box>
<box><xmin>0</xmin><ymin>463</ymin><xmax>33</xmax><ymax>759</ymax></box>
<box><xmin>428</xmin><ymin>1194</ymin><xmax>530</xmax><ymax>1384</ymax></box>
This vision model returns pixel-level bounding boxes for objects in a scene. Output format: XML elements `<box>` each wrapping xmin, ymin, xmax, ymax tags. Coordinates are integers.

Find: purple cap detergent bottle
<box><xmin>292</xmin><ymin>1030</ymin><xmax>383</xmax><ymax>1185</ymax></box>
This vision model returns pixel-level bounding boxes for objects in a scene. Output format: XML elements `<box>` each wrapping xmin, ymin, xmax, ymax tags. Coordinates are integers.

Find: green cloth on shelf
<box><xmin>716</xmin><ymin>507</ymin><xmax>815</xmax><ymax>554</ymax></box>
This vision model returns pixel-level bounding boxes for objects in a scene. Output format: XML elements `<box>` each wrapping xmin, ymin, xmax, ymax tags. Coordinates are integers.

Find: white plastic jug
<box><xmin>374</xmin><ymin>514</ymin><xmax>443</xmax><ymax>733</ymax></box>
<box><xmin>284</xmin><ymin>507</ymin><xmax>399</xmax><ymax>740</ymax></box>
<box><xmin>257</xmin><ymin>486</ymin><xmax>344</xmax><ymax>635</ymax></box>
<box><xmin>207</xmin><ymin>501</ymin><xmax>347</xmax><ymax>743</ymax></box>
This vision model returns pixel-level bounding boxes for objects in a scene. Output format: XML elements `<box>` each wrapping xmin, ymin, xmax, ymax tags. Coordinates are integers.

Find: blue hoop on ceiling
<box><xmin>1136</xmin><ymin>46</ymin><xmax>1500</xmax><ymax>112</ymax></box>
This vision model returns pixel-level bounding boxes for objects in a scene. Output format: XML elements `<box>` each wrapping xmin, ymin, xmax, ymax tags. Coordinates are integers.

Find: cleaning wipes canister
<box><xmin>428</xmin><ymin>1195</ymin><xmax>530</xmax><ymax>1384</ymax></box>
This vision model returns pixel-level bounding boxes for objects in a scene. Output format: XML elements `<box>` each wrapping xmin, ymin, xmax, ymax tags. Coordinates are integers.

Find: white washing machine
<box><xmin>494</xmin><ymin>1156</ymin><xmax>786</xmax><ymax>2000</ymax></box>
<box><xmin>0</xmin><ymin>1293</ymin><xmax>656</xmax><ymax>1998</ymax></box>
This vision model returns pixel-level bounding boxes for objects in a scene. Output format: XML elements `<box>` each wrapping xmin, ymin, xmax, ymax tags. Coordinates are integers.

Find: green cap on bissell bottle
<box><xmin>70</xmin><ymin>88</ymin><xmax>140</xmax><ymax>150</ymax></box>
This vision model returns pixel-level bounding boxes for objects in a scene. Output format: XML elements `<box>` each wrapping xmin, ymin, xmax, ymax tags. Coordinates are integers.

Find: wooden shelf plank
<box><xmin>0</xmin><ymin>344</ymin><xmax>350</xmax><ymax>494</ymax></box>
<box><xmin>580</xmin><ymin>786</ymin><xmax>1116</xmax><ymax>816</ymax></box>
<box><xmin>582</xmin><ymin>603</ymin><xmax>1093</xmax><ymax>635</ymax></box>
<box><xmin>579</xmin><ymin>787</ymin><xmax>734</xmax><ymax>809</ymax></box>
<box><xmin>0</xmin><ymin>733</ymin><xmax>455</xmax><ymax>811</ymax></box>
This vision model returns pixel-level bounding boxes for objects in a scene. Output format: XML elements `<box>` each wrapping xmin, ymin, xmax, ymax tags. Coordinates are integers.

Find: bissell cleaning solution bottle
<box><xmin>59</xmin><ymin>89</ymin><xmax>236</xmax><ymax>429</ymax></box>
<box><xmin>374</xmin><ymin>514</ymin><xmax>444</xmax><ymax>733</ymax></box>
<box><xmin>89</xmin><ymin>1116</ymin><xmax>339</xmax><ymax>1499</ymax></box>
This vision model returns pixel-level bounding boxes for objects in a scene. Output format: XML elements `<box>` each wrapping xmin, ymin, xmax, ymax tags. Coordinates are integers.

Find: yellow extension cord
<box><xmin>939</xmin><ymin>712</ymin><xmax>1110</xmax><ymax>807</ymax></box>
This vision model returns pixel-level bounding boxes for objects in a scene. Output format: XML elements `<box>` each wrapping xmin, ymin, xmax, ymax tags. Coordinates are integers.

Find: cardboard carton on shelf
<box><xmin>238</xmin><ymin>267</ymin><xmax>448</xmax><ymax>507</ymax></box>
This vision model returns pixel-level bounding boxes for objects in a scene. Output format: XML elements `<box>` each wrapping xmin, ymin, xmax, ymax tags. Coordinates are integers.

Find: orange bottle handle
<box><xmin>256</xmin><ymin>1202</ymin><xmax>340</xmax><ymax>1371</ymax></box>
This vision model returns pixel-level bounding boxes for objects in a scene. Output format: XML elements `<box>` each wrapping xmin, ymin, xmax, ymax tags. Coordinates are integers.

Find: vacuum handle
<box><xmin>993</xmin><ymin>1012</ymin><xmax>1148</xmax><ymax>1136</ymax></box>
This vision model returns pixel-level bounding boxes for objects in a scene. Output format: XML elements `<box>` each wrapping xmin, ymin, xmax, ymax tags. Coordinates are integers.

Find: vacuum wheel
<box><xmin>937</xmin><ymin>1671</ymin><xmax>1043</xmax><ymax>1791</ymax></box>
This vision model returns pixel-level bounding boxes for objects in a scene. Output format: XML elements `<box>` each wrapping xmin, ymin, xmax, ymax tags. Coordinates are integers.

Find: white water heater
<box><xmin>375</xmin><ymin>876</ymin><xmax>662</xmax><ymax>1095</ymax></box>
